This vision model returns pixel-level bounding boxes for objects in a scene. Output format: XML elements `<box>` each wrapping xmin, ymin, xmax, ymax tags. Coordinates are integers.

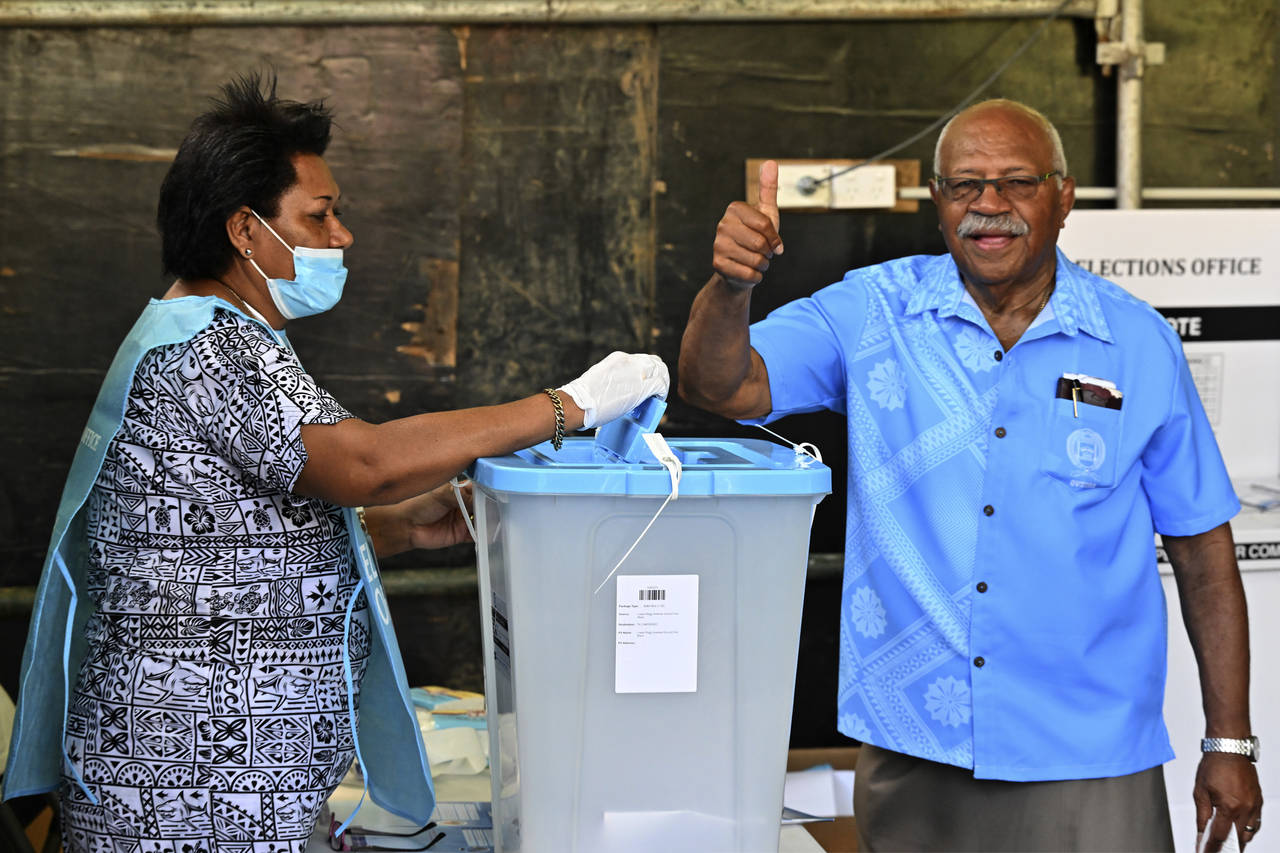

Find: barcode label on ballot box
<box><xmin>615</xmin><ymin>574</ymin><xmax>698</xmax><ymax>694</ymax></box>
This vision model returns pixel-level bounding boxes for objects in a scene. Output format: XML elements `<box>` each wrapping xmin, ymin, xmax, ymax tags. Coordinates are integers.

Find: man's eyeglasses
<box><xmin>933</xmin><ymin>171</ymin><xmax>1060</xmax><ymax>204</ymax></box>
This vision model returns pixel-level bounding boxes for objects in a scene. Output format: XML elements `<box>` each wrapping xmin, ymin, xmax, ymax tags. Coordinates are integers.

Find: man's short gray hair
<box><xmin>933</xmin><ymin>99</ymin><xmax>1069</xmax><ymax>179</ymax></box>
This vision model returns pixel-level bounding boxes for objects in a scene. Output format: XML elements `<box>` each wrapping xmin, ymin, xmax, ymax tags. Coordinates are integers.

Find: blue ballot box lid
<box><xmin>469</xmin><ymin>436</ymin><xmax>831</xmax><ymax>497</ymax></box>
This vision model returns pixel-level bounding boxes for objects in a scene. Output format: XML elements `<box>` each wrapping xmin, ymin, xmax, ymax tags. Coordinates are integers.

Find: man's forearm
<box><xmin>678</xmin><ymin>273</ymin><xmax>766</xmax><ymax>418</ymax></box>
<box><xmin>1166</xmin><ymin>522</ymin><xmax>1262</xmax><ymax>849</ymax></box>
<box><xmin>1164</xmin><ymin>522</ymin><xmax>1252</xmax><ymax>735</ymax></box>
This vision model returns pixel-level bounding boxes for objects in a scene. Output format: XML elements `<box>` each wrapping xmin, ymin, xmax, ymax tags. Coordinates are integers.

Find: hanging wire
<box><xmin>796</xmin><ymin>0</ymin><xmax>1076</xmax><ymax>196</ymax></box>
<box><xmin>755</xmin><ymin>423</ymin><xmax>823</xmax><ymax>465</ymax></box>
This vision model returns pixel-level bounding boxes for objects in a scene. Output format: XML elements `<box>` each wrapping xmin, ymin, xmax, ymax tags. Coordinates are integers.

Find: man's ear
<box><xmin>1058</xmin><ymin>176</ymin><xmax>1076</xmax><ymax>227</ymax></box>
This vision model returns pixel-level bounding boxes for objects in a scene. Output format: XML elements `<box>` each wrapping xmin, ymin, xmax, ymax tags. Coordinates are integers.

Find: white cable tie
<box><xmin>796</xmin><ymin>441</ymin><xmax>824</xmax><ymax>464</ymax></box>
<box><xmin>593</xmin><ymin>433</ymin><xmax>681</xmax><ymax>596</ymax></box>
<box><xmin>450</xmin><ymin>475</ymin><xmax>479</xmax><ymax>543</ymax></box>
<box><xmin>593</xmin><ymin>493</ymin><xmax>674</xmax><ymax>596</ymax></box>
<box><xmin>755</xmin><ymin>424</ymin><xmax>823</xmax><ymax>465</ymax></box>
<box><xmin>641</xmin><ymin>432</ymin><xmax>682</xmax><ymax>500</ymax></box>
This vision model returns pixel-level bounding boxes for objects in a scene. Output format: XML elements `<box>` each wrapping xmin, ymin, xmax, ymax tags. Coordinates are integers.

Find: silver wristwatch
<box><xmin>1201</xmin><ymin>736</ymin><xmax>1260</xmax><ymax>762</ymax></box>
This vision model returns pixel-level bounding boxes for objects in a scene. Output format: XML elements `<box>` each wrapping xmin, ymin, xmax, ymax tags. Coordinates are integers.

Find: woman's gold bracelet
<box><xmin>542</xmin><ymin>388</ymin><xmax>565</xmax><ymax>450</ymax></box>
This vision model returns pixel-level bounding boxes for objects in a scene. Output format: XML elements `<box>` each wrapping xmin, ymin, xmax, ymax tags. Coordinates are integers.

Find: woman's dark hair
<box><xmin>157</xmin><ymin>71</ymin><xmax>333</xmax><ymax>280</ymax></box>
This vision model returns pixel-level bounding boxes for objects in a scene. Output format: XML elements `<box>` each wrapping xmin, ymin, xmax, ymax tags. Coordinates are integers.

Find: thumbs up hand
<box><xmin>712</xmin><ymin>160</ymin><xmax>786</xmax><ymax>290</ymax></box>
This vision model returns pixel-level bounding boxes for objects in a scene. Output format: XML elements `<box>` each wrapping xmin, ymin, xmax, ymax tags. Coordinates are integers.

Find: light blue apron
<box><xmin>2</xmin><ymin>296</ymin><xmax>435</xmax><ymax>828</ymax></box>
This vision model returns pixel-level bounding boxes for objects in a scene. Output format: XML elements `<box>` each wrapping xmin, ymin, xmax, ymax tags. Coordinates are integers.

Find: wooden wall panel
<box><xmin>455</xmin><ymin>26</ymin><xmax>658</xmax><ymax>406</ymax></box>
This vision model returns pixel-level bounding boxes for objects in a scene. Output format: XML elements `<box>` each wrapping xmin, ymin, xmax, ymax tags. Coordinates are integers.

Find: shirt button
<box><xmin>974</xmin><ymin>656</ymin><xmax>986</xmax><ymax>668</ymax></box>
<box><xmin>976</xmin><ymin>581</ymin><xmax>988</xmax><ymax>593</ymax></box>
<box><xmin>994</xmin><ymin>427</ymin><xmax>1006</xmax><ymax>438</ymax></box>
<box><xmin>983</xmin><ymin>505</ymin><xmax>994</xmax><ymax>516</ymax></box>
<box><xmin>993</xmin><ymin>350</ymin><xmax>1004</xmax><ymax>362</ymax></box>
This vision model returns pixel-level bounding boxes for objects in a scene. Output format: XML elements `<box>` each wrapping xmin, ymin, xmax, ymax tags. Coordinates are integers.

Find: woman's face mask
<box><xmin>247</xmin><ymin>209</ymin><xmax>348</xmax><ymax>319</ymax></box>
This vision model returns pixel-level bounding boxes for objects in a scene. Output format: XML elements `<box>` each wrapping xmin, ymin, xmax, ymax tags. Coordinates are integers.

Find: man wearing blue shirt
<box><xmin>678</xmin><ymin>99</ymin><xmax>1262</xmax><ymax>851</ymax></box>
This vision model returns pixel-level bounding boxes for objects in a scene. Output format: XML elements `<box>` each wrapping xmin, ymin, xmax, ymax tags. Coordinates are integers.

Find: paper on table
<box><xmin>784</xmin><ymin>767</ymin><xmax>836</xmax><ymax>817</ymax></box>
<box><xmin>602</xmin><ymin>809</ymin><xmax>736</xmax><ymax>853</ymax></box>
<box><xmin>1197</xmin><ymin>808</ymin><xmax>1241</xmax><ymax>853</ymax></box>
<box><xmin>780</xmin><ymin>824</ymin><xmax>829</xmax><ymax>852</ymax></box>
<box><xmin>784</xmin><ymin>765</ymin><xmax>856</xmax><ymax>819</ymax></box>
<box><xmin>421</xmin><ymin>725</ymin><xmax>489</xmax><ymax>776</ymax></box>
<box><xmin>833</xmin><ymin>769</ymin><xmax>854</xmax><ymax>815</ymax></box>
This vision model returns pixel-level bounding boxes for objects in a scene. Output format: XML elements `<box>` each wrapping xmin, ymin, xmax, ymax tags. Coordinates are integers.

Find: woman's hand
<box><xmin>363</xmin><ymin>482</ymin><xmax>474</xmax><ymax>558</ymax></box>
<box><xmin>405</xmin><ymin>481</ymin><xmax>474</xmax><ymax>550</ymax></box>
<box><xmin>558</xmin><ymin>352</ymin><xmax>669</xmax><ymax>429</ymax></box>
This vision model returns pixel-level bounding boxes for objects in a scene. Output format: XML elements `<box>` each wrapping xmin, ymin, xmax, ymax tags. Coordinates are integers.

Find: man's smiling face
<box><xmin>930</xmin><ymin>105</ymin><xmax>1075</xmax><ymax>294</ymax></box>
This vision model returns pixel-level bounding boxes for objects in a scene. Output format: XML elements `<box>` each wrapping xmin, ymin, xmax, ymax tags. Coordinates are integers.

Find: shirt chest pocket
<box><xmin>1040</xmin><ymin>398</ymin><xmax>1124</xmax><ymax>489</ymax></box>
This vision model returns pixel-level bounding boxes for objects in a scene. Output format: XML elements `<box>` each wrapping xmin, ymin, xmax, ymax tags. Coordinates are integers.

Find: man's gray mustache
<box><xmin>956</xmin><ymin>212</ymin><xmax>1029</xmax><ymax>238</ymax></box>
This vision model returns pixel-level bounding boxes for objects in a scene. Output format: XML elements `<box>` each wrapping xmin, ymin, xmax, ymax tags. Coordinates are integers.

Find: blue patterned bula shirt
<box><xmin>746</xmin><ymin>249</ymin><xmax>1238</xmax><ymax>781</ymax></box>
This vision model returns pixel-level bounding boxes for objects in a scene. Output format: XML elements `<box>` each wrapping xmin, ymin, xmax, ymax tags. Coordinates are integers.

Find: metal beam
<box><xmin>899</xmin><ymin>186</ymin><xmax>1280</xmax><ymax>202</ymax></box>
<box><xmin>1114</xmin><ymin>0</ymin><xmax>1145</xmax><ymax>209</ymax></box>
<box><xmin>0</xmin><ymin>1</ymin><xmax>1099</xmax><ymax>28</ymax></box>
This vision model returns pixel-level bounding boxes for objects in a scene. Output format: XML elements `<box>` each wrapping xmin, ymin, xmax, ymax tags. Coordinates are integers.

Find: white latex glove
<box><xmin>559</xmin><ymin>352</ymin><xmax>670</xmax><ymax>429</ymax></box>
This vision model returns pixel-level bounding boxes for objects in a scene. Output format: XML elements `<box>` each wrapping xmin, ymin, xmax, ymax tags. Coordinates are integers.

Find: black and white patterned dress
<box><xmin>60</xmin><ymin>308</ymin><xmax>369</xmax><ymax>853</ymax></box>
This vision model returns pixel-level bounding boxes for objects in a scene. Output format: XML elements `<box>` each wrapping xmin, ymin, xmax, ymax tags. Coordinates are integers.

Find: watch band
<box><xmin>1201</xmin><ymin>736</ymin><xmax>1260</xmax><ymax>761</ymax></box>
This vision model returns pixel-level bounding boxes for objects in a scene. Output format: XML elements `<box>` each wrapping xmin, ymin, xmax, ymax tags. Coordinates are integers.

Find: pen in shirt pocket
<box><xmin>1055</xmin><ymin>373</ymin><xmax>1123</xmax><ymax>417</ymax></box>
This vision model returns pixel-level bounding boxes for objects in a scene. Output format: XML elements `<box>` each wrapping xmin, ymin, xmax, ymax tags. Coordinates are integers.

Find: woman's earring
<box><xmin>244</xmin><ymin>248</ymin><xmax>253</xmax><ymax>257</ymax></box>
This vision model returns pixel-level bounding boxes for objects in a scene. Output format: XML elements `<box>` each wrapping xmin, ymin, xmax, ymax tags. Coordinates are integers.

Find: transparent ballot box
<box><xmin>469</xmin><ymin>430</ymin><xmax>830</xmax><ymax>853</ymax></box>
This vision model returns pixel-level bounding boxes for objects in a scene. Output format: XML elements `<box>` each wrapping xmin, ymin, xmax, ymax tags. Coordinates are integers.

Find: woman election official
<box><xmin>2</xmin><ymin>73</ymin><xmax>668</xmax><ymax>851</ymax></box>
